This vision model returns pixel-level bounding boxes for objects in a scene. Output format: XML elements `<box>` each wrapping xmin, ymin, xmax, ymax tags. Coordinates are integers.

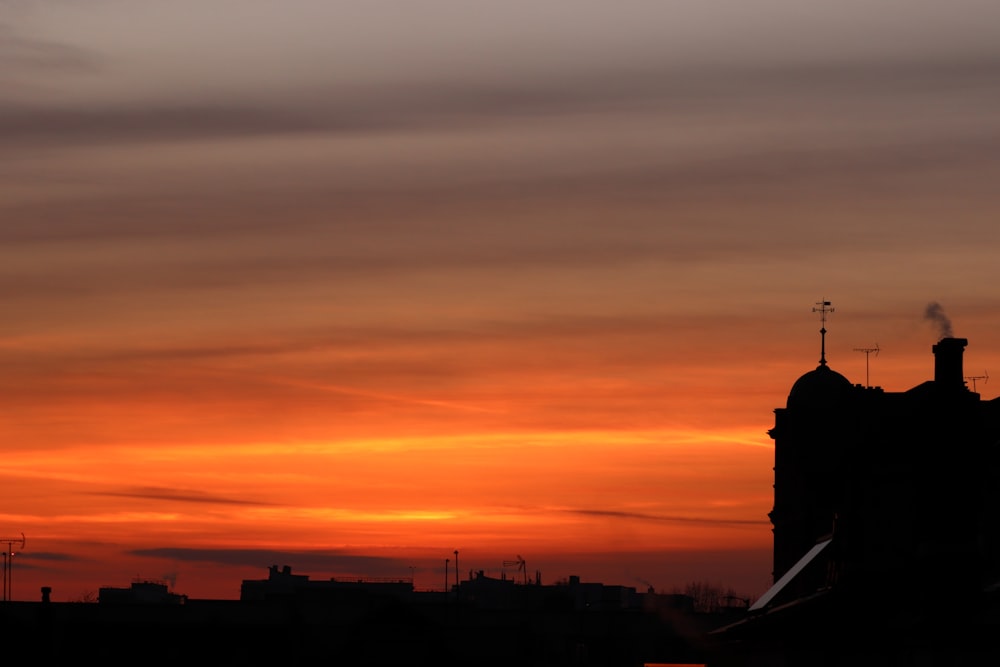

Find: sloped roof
<box><xmin>749</xmin><ymin>538</ymin><xmax>832</xmax><ymax>612</ymax></box>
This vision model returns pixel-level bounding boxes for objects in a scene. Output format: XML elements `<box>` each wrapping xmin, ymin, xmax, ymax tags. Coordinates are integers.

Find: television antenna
<box><xmin>853</xmin><ymin>344</ymin><xmax>880</xmax><ymax>387</ymax></box>
<box><xmin>965</xmin><ymin>371</ymin><xmax>989</xmax><ymax>393</ymax></box>
<box><xmin>0</xmin><ymin>533</ymin><xmax>25</xmax><ymax>601</ymax></box>
<box><xmin>502</xmin><ymin>555</ymin><xmax>528</xmax><ymax>584</ymax></box>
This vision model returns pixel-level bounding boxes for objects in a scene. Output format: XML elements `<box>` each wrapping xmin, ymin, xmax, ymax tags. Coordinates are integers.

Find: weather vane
<box><xmin>812</xmin><ymin>299</ymin><xmax>834</xmax><ymax>367</ymax></box>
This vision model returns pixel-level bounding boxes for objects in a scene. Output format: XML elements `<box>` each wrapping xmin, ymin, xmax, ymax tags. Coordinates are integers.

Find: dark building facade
<box><xmin>712</xmin><ymin>326</ymin><xmax>1000</xmax><ymax>665</ymax></box>
<box><xmin>767</xmin><ymin>335</ymin><xmax>1000</xmax><ymax>606</ymax></box>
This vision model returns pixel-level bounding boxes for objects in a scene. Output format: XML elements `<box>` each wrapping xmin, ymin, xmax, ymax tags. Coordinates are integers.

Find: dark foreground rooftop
<box><xmin>2</xmin><ymin>574</ymin><xmax>738</xmax><ymax>666</ymax></box>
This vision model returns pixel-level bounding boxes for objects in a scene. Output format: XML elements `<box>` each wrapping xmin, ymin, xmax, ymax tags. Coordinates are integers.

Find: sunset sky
<box><xmin>2</xmin><ymin>1</ymin><xmax>1000</xmax><ymax>602</ymax></box>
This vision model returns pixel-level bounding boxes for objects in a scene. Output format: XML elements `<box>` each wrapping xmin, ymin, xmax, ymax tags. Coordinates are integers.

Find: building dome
<box><xmin>787</xmin><ymin>364</ymin><xmax>852</xmax><ymax>409</ymax></box>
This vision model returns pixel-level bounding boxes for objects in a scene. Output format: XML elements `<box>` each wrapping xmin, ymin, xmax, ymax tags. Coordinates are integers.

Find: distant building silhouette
<box><xmin>3</xmin><ymin>567</ymin><xmax>717</xmax><ymax>664</ymax></box>
<box><xmin>240</xmin><ymin>563</ymin><xmax>413</xmax><ymax>602</ymax></box>
<box><xmin>99</xmin><ymin>578</ymin><xmax>187</xmax><ymax>605</ymax></box>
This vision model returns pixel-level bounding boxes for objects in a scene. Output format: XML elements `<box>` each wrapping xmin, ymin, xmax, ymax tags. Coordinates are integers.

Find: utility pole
<box><xmin>453</xmin><ymin>550</ymin><xmax>459</xmax><ymax>590</ymax></box>
<box><xmin>444</xmin><ymin>558</ymin><xmax>449</xmax><ymax>593</ymax></box>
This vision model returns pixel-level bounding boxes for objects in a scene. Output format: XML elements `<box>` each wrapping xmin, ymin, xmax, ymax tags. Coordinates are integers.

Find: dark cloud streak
<box><xmin>93</xmin><ymin>486</ymin><xmax>275</xmax><ymax>506</ymax></box>
<box><xmin>3</xmin><ymin>57</ymin><xmax>999</xmax><ymax>149</ymax></box>
<box><xmin>132</xmin><ymin>547</ymin><xmax>410</xmax><ymax>576</ymax></box>
<box><xmin>570</xmin><ymin>508</ymin><xmax>769</xmax><ymax>527</ymax></box>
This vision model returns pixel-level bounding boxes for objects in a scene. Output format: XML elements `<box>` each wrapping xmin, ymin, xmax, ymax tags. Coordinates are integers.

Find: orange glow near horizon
<box><xmin>5</xmin><ymin>297</ymin><xmax>1000</xmax><ymax>602</ymax></box>
<box><xmin>0</xmin><ymin>368</ymin><xmax>779</xmax><ymax>596</ymax></box>
<box><xmin>6</xmin><ymin>307</ymin><xmax>1000</xmax><ymax>602</ymax></box>
<box><xmin>3</xmin><ymin>429</ymin><xmax>773</xmax><ymax>548</ymax></box>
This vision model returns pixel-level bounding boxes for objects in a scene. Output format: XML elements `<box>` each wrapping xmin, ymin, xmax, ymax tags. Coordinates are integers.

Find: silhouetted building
<box><xmin>712</xmin><ymin>322</ymin><xmax>1000</xmax><ymax>666</ymax></box>
<box><xmin>98</xmin><ymin>578</ymin><xmax>187</xmax><ymax>605</ymax></box>
<box><xmin>240</xmin><ymin>564</ymin><xmax>414</xmax><ymax>602</ymax></box>
<box><xmin>234</xmin><ymin>566</ymin><xmax>716</xmax><ymax>665</ymax></box>
<box><xmin>768</xmin><ymin>335</ymin><xmax>1000</xmax><ymax>604</ymax></box>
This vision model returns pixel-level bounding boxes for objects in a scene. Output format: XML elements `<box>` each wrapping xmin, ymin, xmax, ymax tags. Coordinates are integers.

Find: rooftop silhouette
<box><xmin>713</xmin><ymin>302</ymin><xmax>1000</xmax><ymax>666</ymax></box>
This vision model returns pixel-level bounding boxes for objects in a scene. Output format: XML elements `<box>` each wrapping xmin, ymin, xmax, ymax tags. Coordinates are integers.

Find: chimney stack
<box><xmin>932</xmin><ymin>337</ymin><xmax>968</xmax><ymax>389</ymax></box>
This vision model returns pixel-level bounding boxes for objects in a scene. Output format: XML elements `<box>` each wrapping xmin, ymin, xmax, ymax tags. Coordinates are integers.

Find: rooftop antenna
<box><xmin>812</xmin><ymin>299</ymin><xmax>835</xmax><ymax>367</ymax></box>
<box><xmin>854</xmin><ymin>344</ymin><xmax>880</xmax><ymax>387</ymax></box>
<box><xmin>503</xmin><ymin>555</ymin><xmax>528</xmax><ymax>584</ymax></box>
<box><xmin>0</xmin><ymin>533</ymin><xmax>25</xmax><ymax>602</ymax></box>
<box><xmin>965</xmin><ymin>371</ymin><xmax>989</xmax><ymax>393</ymax></box>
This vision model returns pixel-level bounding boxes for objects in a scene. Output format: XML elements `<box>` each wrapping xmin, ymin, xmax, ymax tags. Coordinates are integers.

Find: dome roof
<box><xmin>787</xmin><ymin>364</ymin><xmax>852</xmax><ymax>409</ymax></box>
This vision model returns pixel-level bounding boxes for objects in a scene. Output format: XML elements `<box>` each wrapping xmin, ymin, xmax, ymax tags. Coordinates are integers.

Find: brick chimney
<box><xmin>932</xmin><ymin>337</ymin><xmax>968</xmax><ymax>389</ymax></box>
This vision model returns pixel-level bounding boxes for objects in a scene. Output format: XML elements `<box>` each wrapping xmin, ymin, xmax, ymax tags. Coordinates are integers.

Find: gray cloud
<box><xmin>3</xmin><ymin>130</ymin><xmax>998</xmax><ymax>316</ymax></box>
<box><xmin>0</xmin><ymin>22</ymin><xmax>102</xmax><ymax>74</ymax></box>
<box><xmin>2</xmin><ymin>56</ymin><xmax>998</xmax><ymax>150</ymax></box>
<box><xmin>0</xmin><ymin>104</ymin><xmax>315</xmax><ymax>148</ymax></box>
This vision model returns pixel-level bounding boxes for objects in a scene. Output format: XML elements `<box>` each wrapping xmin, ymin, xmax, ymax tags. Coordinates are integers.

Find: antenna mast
<box><xmin>812</xmin><ymin>299</ymin><xmax>835</xmax><ymax>366</ymax></box>
<box><xmin>965</xmin><ymin>371</ymin><xmax>989</xmax><ymax>393</ymax></box>
<box><xmin>854</xmin><ymin>344</ymin><xmax>880</xmax><ymax>387</ymax></box>
<box><xmin>502</xmin><ymin>555</ymin><xmax>528</xmax><ymax>584</ymax></box>
<box><xmin>0</xmin><ymin>533</ymin><xmax>25</xmax><ymax>602</ymax></box>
